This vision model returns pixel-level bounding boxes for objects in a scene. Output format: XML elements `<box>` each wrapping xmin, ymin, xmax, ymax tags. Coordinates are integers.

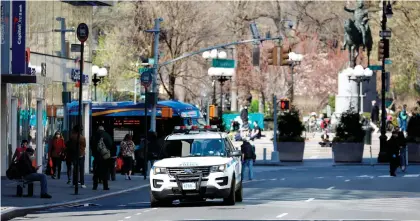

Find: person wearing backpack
<box><xmin>91</xmin><ymin>126</ymin><xmax>113</xmax><ymax>190</ymax></box>
<box><xmin>240</xmin><ymin>138</ymin><xmax>256</xmax><ymax>181</ymax></box>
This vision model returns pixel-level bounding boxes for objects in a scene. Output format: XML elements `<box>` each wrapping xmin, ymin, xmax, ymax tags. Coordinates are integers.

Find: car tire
<box><xmin>235</xmin><ymin>181</ymin><xmax>243</xmax><ymax>202</ymax></box>
<box><xmin>150</xmin><ymin>190</ymin><xmax>165</xmax><ymax>207</ymax></box>
<box><xmin>223</xmin><ymin>177</ymin><xmax>236</xmax><ymax>205</ymax></box>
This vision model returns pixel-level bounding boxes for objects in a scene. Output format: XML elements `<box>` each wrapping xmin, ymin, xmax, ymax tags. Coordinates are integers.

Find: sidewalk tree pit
<box><xmin>277</xmin><ymin>106</ymin><xmax>306</xmax><ymax>162</ymax></box>
<box><xmin>332</xmin><ymin>109</ymin><xmax>365</xmax><ymax>163</ymax></box>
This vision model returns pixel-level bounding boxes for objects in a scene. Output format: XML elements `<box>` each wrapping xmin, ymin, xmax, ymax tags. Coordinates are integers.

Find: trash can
<box><xmin>363</xmin><ymin>125</ymin><xmax>372</xmax><ymax>145</ymax></box>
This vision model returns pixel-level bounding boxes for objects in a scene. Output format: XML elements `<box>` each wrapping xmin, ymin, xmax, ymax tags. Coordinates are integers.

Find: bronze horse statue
<box><xmin>342</xmin><ymin>19</ymin><xmax>373</xmax><ymax>68</ymax></box>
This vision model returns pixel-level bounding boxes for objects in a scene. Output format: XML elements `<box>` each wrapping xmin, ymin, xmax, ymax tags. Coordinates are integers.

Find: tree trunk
<box><xmin>169</xmin><ymin>75</ymin><xmax>176</xmax><ymax>100</ymax></box>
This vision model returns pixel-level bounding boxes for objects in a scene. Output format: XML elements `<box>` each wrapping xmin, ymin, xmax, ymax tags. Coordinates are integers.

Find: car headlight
<box><xmin>153</xmin><ymin>167</ymin><xmax>167</xmax><ymax>175</ymax></box>
<box><xmin>210</xmin><ymin>164</ymin><xmax>226</xmax><ymax>172</ymax></box>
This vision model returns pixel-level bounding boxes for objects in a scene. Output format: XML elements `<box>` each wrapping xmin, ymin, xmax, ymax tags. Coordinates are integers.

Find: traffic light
<box><xmin>378</xmin><ymin>39</ymin><xmax>389</xmax><ymax>61</ymax></box>
<box><xmin>280</xmin><ymin>46</ymin><xmax>290</xmax><ymax>66</ymax></box>
<box><xmin>280</xmin><ymin>99</ymin><xmax>290</xmax><ymax>111</ymax></box>
<box><xmin>267</xmin><ymin>46</ymin><xmax>278</xmax><ymax>66</ymax></box>
<box><xmin>209</xmin><ymin>105</ymin><xmax>218</xmax><ymax>118</ymax></box>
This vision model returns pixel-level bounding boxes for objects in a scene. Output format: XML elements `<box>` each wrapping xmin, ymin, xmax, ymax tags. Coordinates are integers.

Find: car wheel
<box><xmin>223</xmin><ymin>177</ymin><xmax>236</xmax><ymax>205</ymax></box>
<box><xmin>150</xmin><ymin>190</ymin><xmax>164</xmax><ymax>207</ymax></box>
<box><xmin>235</xmin><ymin>181</ymin><xmax>243</xmax><ymax>202</ymax></box>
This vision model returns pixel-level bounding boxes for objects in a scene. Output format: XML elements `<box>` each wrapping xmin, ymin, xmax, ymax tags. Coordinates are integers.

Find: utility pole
<box><xmin>146</xmin><ymin>18</ymin><xmax>163</xmax><ymax>132</ymax></box>
<box><xmin>54</xmin><ymin>17</ymin><xmax>74</xmax><ymax>140</ymax></box>
<box><xmin>378</xmin><ymin>0</ymin><xmax>391</xmax><ymax>162</ymax></box>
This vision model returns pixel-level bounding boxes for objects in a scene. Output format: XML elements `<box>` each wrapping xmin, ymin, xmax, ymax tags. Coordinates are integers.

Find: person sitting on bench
<box><xmin>17</xmin><ymin>148</ymin><xmax>52</xmax><ymax>198</ymax></box>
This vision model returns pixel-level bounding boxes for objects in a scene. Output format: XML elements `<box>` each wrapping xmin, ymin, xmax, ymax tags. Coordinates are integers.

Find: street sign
<box><xmin>71</xmin><ymin>44</ymin><xmax>81</xmax><ymax>52</ymax></box>
<box><xmin>368</xmin><ymin>65</ymin><xmax>382</xmax><ymax>71</ymax></box>
<box><xmin>385</xmin><ymin>59</ymin><xmax>392</xmax><ymax>65</ymax></box>
<box><xmin>138</xmin><ymin>67</ymin><xmax>153</xmax><ymax>74</ymax></box>
<box><xmin>76</xmin><ymin>23</ymin><xmax>89</xmax><ymax>43</ymax></box>
<box><xmin>212</xmin><ymin>59</ymin><xmax>235</xmax><ymax>68</ymax></box>
<box><xmin>140</xmin><ymin>70</ymin><xmax>152</xmax><ymax>87</ymax></box>
<box><xmin>379</xmin><ymin>30</ymin><xmax>391</xmax><ymax>38</ymax></box>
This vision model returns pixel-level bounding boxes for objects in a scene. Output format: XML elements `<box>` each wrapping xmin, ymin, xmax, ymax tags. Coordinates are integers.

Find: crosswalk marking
<box><xmin>403</xmin><ymin>174</ymin><xmax>420</xmax><ymax>177</ymax></box>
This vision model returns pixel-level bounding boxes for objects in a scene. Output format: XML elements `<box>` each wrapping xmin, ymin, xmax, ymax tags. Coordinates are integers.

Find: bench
<box><xmin>16</xmin><ymin>179</ymin><xmax>34</xmax><ymax>197</ymax></box>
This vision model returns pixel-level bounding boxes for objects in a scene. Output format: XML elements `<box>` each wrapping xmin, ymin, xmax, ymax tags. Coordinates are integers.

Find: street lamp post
<box><xmin>379</xmin><ymin>0</ymin><xmax>393</xmax><ymax>162</ymax></box>
<box><xmin>288</xmin><ymin>52</ymin><xmax>303</xmax><ymax>103</ymax></box>
<box><xmin>203</xmin><ymin>49</ymin><xmax>232</xmax><ymax>119</ymax></box>
<box><xmin>91</xmin><ymin>65</ymin><xmax>108</xmax><ymax>101</ymax></box>
<box><xmin>347</xmin><ymin>65</ymin><xmax>373</xmax><ymax>114</ymax></box>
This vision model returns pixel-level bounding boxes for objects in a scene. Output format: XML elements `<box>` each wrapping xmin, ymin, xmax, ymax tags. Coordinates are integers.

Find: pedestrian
<box><xmin>68</xmin><ymin>125</ymin><xmax>87</xmax><ymax>188</ymax></box>
<box><xmin>250</xmin><ymin>121</ymin><xmax>261</xmax><ymax>141</ymax></box>
<box><xmin>387</xmin><ymin>128</ymin><xmax>405</xmax><ymax>177</ymax></box>
<box><xmin>121</xmin><ymin>134</ymin><xmax>135</xmax><ymax>180</ymax></box>
<box><xmin>49</xmin><ymin>131</ymin><xmax>66</xmax><ymax>179</ymax></box>
<box><xmin>17</xmin><ymin>148</ymin><xmax>52</xmax><ymax>198</ymax></box>
<box><xmin>399</xmin><ymin>105</ymin><xmax>408</xmax><ymax>134</ymax></box>
<box><xmin>91</xmin><ymin>126</ymin><xmax>113</xmax><ymax>190</ymax></box>
<box><xmin>240</xmin><ymin>138</ymin><xmax>256</xmax><ymax>181</ymax></box>
<box><xmin>11</xmin><ymin>140</ymin><xmax>29</xmax><ymax>163</ymax></box>
<box><xmin>370</xmin><ymin>100</ymin><xmax>380</xmax><ymax>133</ymax></box>
<box><xmin>64</xmin><ymin>138</ymin><xmax>73</xmax><ymax>185</ymax></box>
<box><xmin>108</xmin><ymin>142</ymin><xmax>117</xmax><ymax>181</ymax></box>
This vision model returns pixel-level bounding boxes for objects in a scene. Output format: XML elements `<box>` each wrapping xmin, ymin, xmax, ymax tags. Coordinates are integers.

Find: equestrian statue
<box><xmin>342</xmin><ymin>0</ymin><xmax>373</xmax><ymax>68</ymax></box>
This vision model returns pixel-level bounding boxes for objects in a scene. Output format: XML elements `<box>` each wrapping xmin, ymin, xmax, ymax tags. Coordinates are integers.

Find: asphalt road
<box><xmin>12</xmin><ymin>165</ymin><xmax>420</xmax><ymax>221</ymax></box>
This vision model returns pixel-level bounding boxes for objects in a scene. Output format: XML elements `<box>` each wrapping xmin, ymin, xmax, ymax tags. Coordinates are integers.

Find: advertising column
<box><xmin>11</xmin><ymin>0</ymin><xmax>26</xmax><ymax>75</ymax></box>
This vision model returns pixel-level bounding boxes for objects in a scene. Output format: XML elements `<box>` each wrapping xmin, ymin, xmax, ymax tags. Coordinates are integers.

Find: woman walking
<box><xmin>49</xmin><ymin>131</ymin><xmax>66</xmax><ymax>179</ymax></box>
<box><xmin>121</xmin><ymin>134</ymin><xmax>135</xmax><ymax>180</ymax></box>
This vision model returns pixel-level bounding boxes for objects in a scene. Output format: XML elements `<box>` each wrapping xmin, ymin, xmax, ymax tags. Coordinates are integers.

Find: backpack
<box><xmin>97</xmin><ymin>137</ymin><xmax>111</xmax><ymax>160</ymax></box>
<box><xmin>6</xmin><ymin>162</ymin><xmax>21</xmax><ymax>180</ymax></box>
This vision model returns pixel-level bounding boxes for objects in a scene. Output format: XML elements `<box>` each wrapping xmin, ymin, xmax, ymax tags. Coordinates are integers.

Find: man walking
<box><xmin>370</xmin><ymin>100</ymin><xmax>380</xmax><ymax>133</ymax></box>
<box><xmin>240</xmin><ymin>138</ymin><xmax>256</xmax><ymax>181</ymax></box>
<box><xmin>91</xmin><ymin>126</ymin><xmax>113</xmax><ymax>190</ymax></box>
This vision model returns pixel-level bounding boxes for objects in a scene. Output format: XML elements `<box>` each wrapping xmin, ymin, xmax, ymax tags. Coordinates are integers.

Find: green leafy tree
<box><xmin>277</xmin><ymin>107</ymin><xmax>305</xmax><ymax>142</ymax></box>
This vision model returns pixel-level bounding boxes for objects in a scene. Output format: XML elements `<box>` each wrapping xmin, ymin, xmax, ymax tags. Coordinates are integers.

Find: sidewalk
<box><xmin>1</xmin><ymin>174</ymin><xmax>149</xmax><ymax>220</ymax></box>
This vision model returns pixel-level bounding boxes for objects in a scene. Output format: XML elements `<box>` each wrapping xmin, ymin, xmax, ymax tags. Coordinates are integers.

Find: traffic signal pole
<box><xmin>378</xmin><ymin>0</ymin><xmax>388</xmax><ymax>162</ymax></box>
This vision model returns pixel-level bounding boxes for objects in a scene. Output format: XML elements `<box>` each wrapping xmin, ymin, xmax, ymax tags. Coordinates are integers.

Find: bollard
<box><xmin>369</xmin><ymin>145</ymin><xmax>373</xmax><ymax>166</ymax></box>
<box><xmin>263</xmin><ymin>148</ymin><xmax>267</xmax><ymax>162</ymax></box>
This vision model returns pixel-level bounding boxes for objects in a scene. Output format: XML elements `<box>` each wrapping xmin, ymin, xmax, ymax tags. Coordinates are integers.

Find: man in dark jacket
<box><xmin>387</xmin><ymin>128</ymin><xmax>405</xmax><ymax>176</ymax></box>
<box><xmin>18</xmin><ymin>148</ymin><xmax>52</xmax><ymax>198</ymax></box>
<box><xmin>370</xmin><ymin>100</ymin><xmax>380</xmax><ymax>133</ymax></box>
<box><xmin>68</xmin><ymin>125</ymin><xmax>87</xmax><ymax>188</ymax></box>
<box><xmin>91</xmin><ymin>126</ymin><xmax>113</xmax><ymax>190</ymax></box>
<box><xmin>240</xmin><ymin>138</ymin><xmax>256</xmax><ymax>180</ymax></box>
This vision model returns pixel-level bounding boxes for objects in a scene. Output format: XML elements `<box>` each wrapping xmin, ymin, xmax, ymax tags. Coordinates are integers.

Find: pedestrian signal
<box><xmin>280</xmin><ymin>99</ymin><xmax>290</xmax><ymax>111</ymax></box>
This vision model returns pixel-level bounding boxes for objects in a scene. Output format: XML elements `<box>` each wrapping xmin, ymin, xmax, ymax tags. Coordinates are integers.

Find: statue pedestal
<box><xmin>333</xmin><ymin>68</ymin><xmax>359</xmax><ymax>124</ymax></box>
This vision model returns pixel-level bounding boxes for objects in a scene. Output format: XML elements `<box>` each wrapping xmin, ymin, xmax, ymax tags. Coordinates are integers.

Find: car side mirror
<box><xmin>229</xmin><ymin>150</ymin><xmax>242</xmax><ymax>157</ymax></box>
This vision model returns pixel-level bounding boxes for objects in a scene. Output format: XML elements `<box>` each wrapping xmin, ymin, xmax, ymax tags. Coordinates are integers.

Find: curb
<box><xmin>1</xmin><ymin>184</ymin><xmax>150</xmax><ymax>221</ymax></box>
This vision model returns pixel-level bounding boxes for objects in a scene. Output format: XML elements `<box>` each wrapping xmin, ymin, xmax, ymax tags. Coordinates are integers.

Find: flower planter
<box><xmin>332</xmin><ymin>142</ymin><xmax>364</xmax><ymax>163</ymax></box>
<box><xmin>277</xmin><ymin>142</ymin><xmax>305</xmax><ymax>162</ymax></box>
<box><xmin>407</xmin><ymin>143</ymin><xmax>420</xmax><ymax>163</ymax></box>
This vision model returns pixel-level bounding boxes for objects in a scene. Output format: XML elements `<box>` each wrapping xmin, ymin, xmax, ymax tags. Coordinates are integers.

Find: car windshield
<box><xmin>161</xmin><ymin>139</ymin><xmax>226</xmax><ymax>158</ymax></box>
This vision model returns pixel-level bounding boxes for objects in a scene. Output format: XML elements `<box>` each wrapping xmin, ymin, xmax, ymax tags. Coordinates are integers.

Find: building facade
<box><xmin>1</xmin><ymin>0</ymin><xmax>111</xmax><ymax>176</ymax></box>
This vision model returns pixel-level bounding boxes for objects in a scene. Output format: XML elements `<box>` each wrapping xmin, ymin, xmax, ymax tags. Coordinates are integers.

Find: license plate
<box><xmin>182</xmin><ymin>182</ymin><xmax>196</xmax><ymax>190</ymax></box>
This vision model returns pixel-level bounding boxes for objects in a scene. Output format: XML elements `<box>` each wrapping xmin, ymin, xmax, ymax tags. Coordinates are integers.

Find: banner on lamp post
<box><xmin>1</xmin><ymin>0</ymin><xmax>10</xmax><ymax>74</ymax></box>
<box><xmin>11</xmin><ymin>0</ymin><xmax>26</xmax><ymax>75</ymax></box>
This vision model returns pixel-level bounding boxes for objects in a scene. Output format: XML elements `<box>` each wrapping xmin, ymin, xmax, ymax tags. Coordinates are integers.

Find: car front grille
<box><xmin>167</xmin><ymin>166</ymin><xmax>211</xmax><ymax>177</ymax></box>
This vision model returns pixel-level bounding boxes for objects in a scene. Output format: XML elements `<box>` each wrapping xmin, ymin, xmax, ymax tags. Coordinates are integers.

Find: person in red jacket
<box><xmin>49</xmin><ymin>131</ymin><xmax>66</xmax><ymax>179</ymax></box>
<box><xmin>11</xmin><ymin>140</ymin><xmax>29</xmax><ymax>163</ymax></box>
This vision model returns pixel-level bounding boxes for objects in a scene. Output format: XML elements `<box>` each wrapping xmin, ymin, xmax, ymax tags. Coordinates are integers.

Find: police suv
<box><xmin>149</xmin><ymin>125</ymin><xmax>243</xmax><ymax>207</ymax></box>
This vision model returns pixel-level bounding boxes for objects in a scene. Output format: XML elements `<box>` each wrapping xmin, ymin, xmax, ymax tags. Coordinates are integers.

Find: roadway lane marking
<box><xmin>152</xmin><ymin>208</ymin><xmax>158</xmax><ymax>210</ymax></box>
<box><xmin>276</xmin><ymin>213</ymin><xmax>288</xmax><ymax>218</ymax></box>
<box><xmin>378</xmin><ymin>175</ymin><xmax>392</xmax><ymax>177</ymax></box>
<box><xmin>124</xmin><ymin>217</ymin><xmax>131</xmax><ymax>219</ymax></box>
<box><xmin>327</xmin><ymin>186</ymin><xmax>335</xmax><ymax>190</ymax></box>
<box><xmin>305</xmin><ymin>198</ymin><xmax>315</xmax><ymax>202</ymax></box>
<box><xmin>336</xmin><ymin>176</ymin><xmax>344</xmax><ymax>178</ymax></box>
<box><xmin>403</xmin><ymin>174</ymin><xmax>420</xmax><ymax>177</ymax></box>
<box><xmin>281</xmin><ymin>178</ymin><xmax>286</xmax><ymax>180</ymax></box>
<box><xmin>315</xmin><ymin>177</ymin><xmax>324</xmax><ymax>179</ymax></box>
<box><xmin>345</xmin><ymin>179</ymin><xmax>350</xmax><ymax>182</ymax></box>
<box><xmin>135</xmin><ymin>213</ymin><xmax>142</xmax><ymax>215</ymax></box>
<box><xmin>357</xmin><ymin>175</ymin><xmax>374</xmax><ymax>178</ymax></box>
<box><xmin>127</xmin><ymin>202</ymin><xmax>150</xmax><ymax>205</ymax></box>
<box><xmin>118</xmin><ymin>205</ymin><xmax>126</xmax><ymax>207</ymax></box>
<box><xmin>143</xmin><ymin>210</ymin><xmax>151</xmax><ymax>213</ymax></box>
<box><xmin>270</xmin><ymin>178</ymin><xmax>277</xmax><ymax>181</ymax></box>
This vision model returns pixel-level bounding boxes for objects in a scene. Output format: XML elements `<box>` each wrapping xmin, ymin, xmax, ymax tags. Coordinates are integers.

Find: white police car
<box><xmin>149</xmin><ymin>125</ymin><xmax>243</xmax><ymax>207</ymax></box>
